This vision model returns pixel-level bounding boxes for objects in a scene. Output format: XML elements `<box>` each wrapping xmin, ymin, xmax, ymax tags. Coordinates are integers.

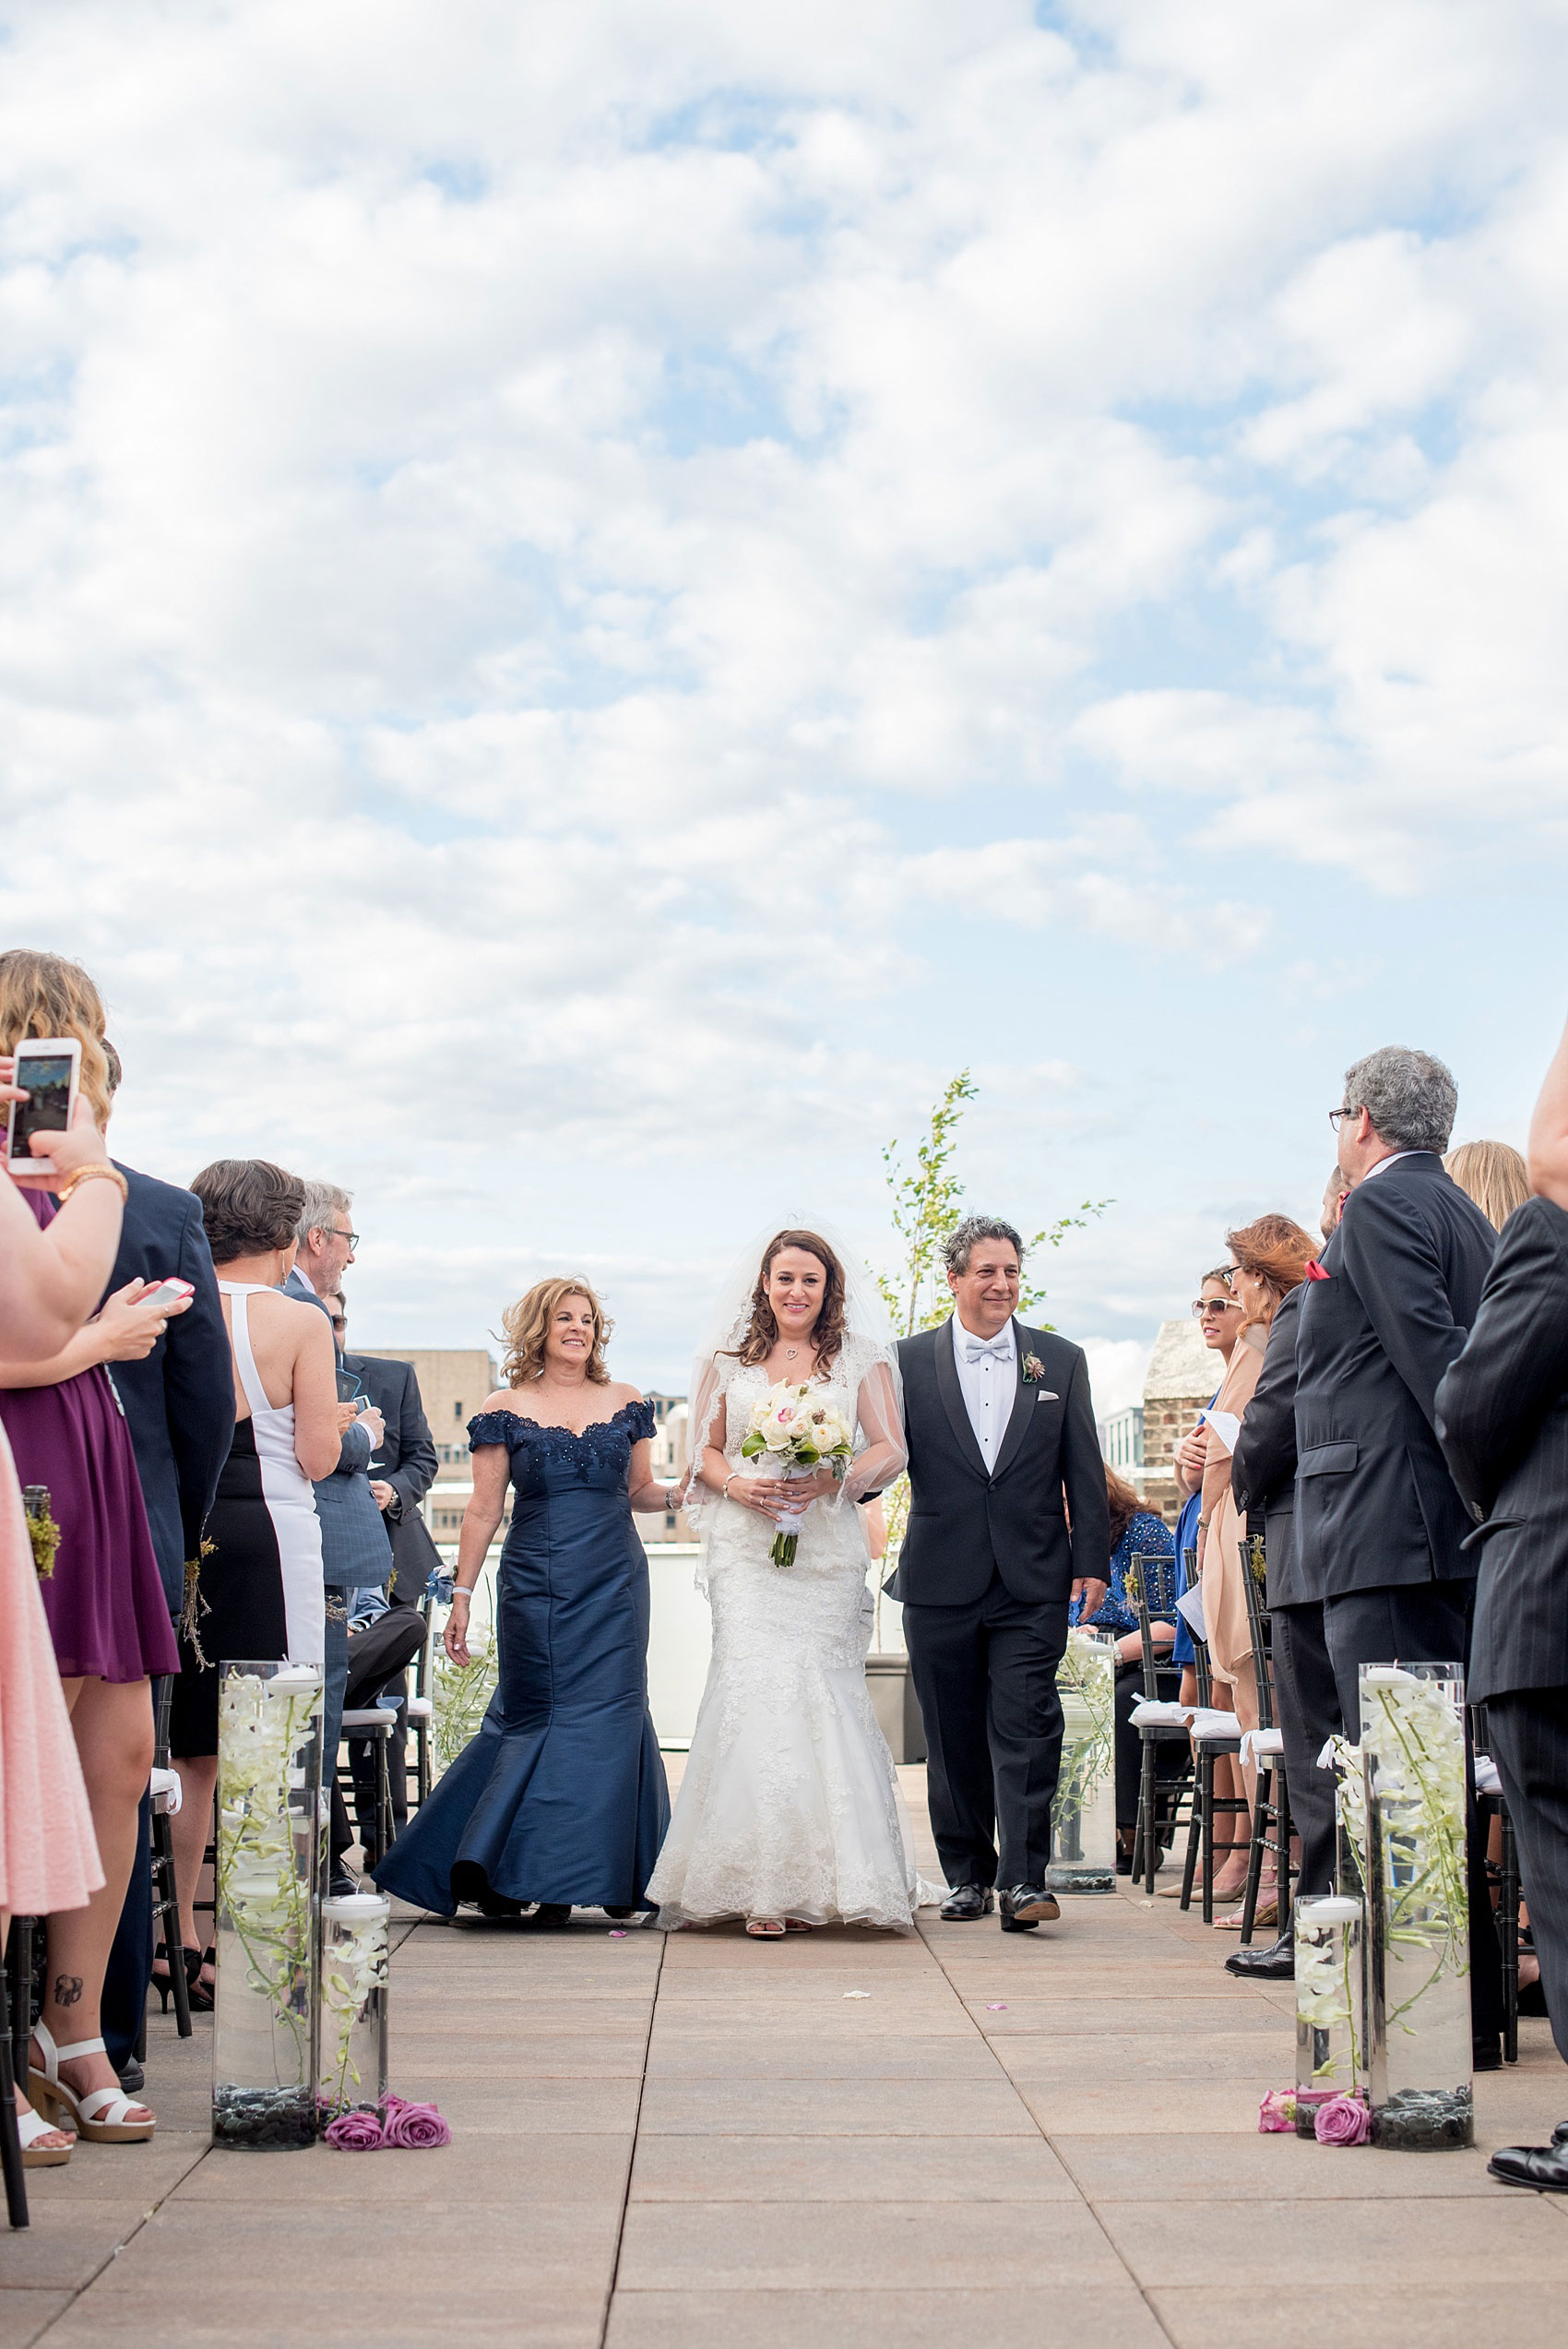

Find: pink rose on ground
<box><xmin>1257</xmin><ymin>2089</ymin><xmax>1297</xmax><ymax>2133</ymax></box>
<box><xmin>324</xmin><ymin>2109</ymin><xmax>384</xmax><ymax>2151</ymax></box>
<box><xmin>1314</xmin><ymin>2093</ymin><xmax>1371</xmax><ymax>2146</ymax></box>
<box><xmin>382</xmin><ymin>2094</ymin><xmax>451</xmax><ymax>2149</ymax></box>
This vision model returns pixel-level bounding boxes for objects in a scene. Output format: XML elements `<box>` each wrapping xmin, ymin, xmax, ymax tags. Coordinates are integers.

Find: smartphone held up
<box><xmin>5</xmin><ymin>1037</ymin><xmax>81</xmax><ymax>1176</ymax></box>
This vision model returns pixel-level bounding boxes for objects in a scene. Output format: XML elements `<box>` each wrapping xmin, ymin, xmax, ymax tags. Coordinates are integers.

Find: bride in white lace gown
<box><xmin>647</xmin><ymin>1226</ymin><xmax>942</xmax><ymax>1937</ymax></box>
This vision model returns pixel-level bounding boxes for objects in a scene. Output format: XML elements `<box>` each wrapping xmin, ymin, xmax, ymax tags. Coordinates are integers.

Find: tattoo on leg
<box><xmin>53</xmin><ymin>1973</ymin><xmax>84</xmax><ymax>2009</ymax></box>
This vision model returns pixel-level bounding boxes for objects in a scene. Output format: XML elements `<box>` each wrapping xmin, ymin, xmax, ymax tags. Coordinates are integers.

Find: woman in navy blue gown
<box><xmin>374</xmin><ymin>1278</ymin><xmax>673</xmax><ymax>1923</ymax></box>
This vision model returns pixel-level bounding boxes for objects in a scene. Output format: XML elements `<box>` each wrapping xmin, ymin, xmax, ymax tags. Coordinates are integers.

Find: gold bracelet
<box><xmin>53</xmin><ymin>1163</ymin><xmax>129</xmax><ymax>1205</ymax></box>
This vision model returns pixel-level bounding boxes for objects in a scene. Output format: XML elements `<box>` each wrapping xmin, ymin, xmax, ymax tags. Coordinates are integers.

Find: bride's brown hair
<box><xmin>728</xmin><ymin>1229</ymin><xmax>847</xmax><ymax>1377</ymax></box>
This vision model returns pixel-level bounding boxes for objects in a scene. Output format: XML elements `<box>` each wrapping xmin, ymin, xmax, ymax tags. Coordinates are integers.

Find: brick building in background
<box><xmin>1137</xmin><ymin>1317</ymin><xmax>1220</xmax><ymax>1525</ymax></box>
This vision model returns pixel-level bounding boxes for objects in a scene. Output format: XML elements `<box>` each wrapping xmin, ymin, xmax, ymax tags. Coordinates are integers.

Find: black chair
<box><xmin>1471</xmin><ymin>1701</ymin><xmax>1520</xmax><ymax>2066</ymax></box>
<box><xmin>1179</xmin><ymin>1635</ymin><xmax>1248</xmax><ymax>1925</ymax></box>
<box><xmin>0</xmin><ymin>1921</ymin><xmax>29</xmax><ymax>2228</ymax></box>
<box><xmin>147</xmin><ymin>1682</ymin><xmax>192</xmax><ymax>2043</ymax></box>
<box><xmin>339</xmin><ymin>1711</ymin><xmax>394</xmax><ymax>1871</ymax></box>
<box><xmin>1237</xmin><ymin>1535</ymin><xmax>1292</xmax><ymax>1946</ymax></box>
<box><xmin>402</xmin><ymin>1590</ymin><xmax>437</xmax><ymax>1814</ymax></box>
<box><xmin>1127</xmin><ymin>1552</ymin><xmax>1194</xmax><ymax>1894</ymax></box>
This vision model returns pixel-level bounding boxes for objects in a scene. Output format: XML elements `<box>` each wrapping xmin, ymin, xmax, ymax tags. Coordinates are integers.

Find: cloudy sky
<box><xmin>4</xmin><ymin>0</ymin><xmax>1565</xmax><ymax>1406</ymax></box>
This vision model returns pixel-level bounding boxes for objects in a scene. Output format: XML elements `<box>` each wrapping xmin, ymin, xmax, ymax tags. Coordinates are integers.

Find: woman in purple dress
<box><xmin>0</xmin><ymin>949</ymin><xmax>181</xmax><ymax>2147</ymax></box>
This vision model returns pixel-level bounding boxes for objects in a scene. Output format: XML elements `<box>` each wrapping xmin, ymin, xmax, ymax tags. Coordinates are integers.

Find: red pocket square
<box><xmin>1304</xmin><ymin>1259</ymin><xmax>1330</xmax><ymax>1282</ymax></box>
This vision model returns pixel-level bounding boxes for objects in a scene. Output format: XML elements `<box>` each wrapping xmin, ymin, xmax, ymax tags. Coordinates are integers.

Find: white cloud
<box><xmin>2</xmin><ymin>0</ymin><xmax>1563</xmax><ymax>1368</ymax></box>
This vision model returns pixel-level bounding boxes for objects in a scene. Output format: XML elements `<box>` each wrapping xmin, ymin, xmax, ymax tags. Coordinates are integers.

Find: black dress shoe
<box><xmin>1224</xmin><ymin>1931</ymin><xmax>1294</xmax><ymax>1981</ymax></box>
<box><xmin>525</xmin><ymin>1902</ymin><xmax>572</xmax><ymax>1928</ymax></box>
<box><xmin>1489</xmin><ymin>2139</ymin><xmax>1568</xmax><ymax>2191</ymax></box>
<box><xmin>940</xmin><ymin>1885</ymin><xmax>994</xmax><ymax>1921</ymax></box>
<box><xmin>115</xmin><ymin>2057</ymin><xmax>145</xmax><ymax>2095</ymax></box>
<box><xmin>1473</xmin><ymin>2033</ymin><xmax>1503</xmax><ymax>2073</ymax></box>
<box><xmin>999</xmin><ymin>1885</ymin><xmax>1060</xmax><ymax>1932</ymax></box>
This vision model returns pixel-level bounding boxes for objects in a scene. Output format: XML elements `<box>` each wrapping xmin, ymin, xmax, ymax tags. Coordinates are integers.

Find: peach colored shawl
<box><xmin>1198</xmin><ymin>1330</ymin><xmax>1265</xmax><ymax>1683</ymax></box>
<box><xmin>0</xmin><ymin>1420</ymin><xmax>102</xmax><ymax>1914</ymax></box>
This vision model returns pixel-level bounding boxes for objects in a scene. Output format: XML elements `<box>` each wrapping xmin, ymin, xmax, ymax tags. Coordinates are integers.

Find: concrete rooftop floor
<box><xmin>6</xmin><ymin>1763</ymin><xmax>1568</xmax><ymax>2349</ymax></box>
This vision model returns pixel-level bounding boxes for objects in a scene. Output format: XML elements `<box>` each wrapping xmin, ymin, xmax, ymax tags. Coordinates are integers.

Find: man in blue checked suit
<box><xmin>283</xmin><ymin>1180</ymin><xmax>386</xmax><ymax>1890</ymax></box>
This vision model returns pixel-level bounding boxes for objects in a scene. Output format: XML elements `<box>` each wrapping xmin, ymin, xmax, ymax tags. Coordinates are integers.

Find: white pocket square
<box><xmin>1034</xmin><ymin>1389</ymin><xmax>1059</xmax><ymax>1403</ymax></box>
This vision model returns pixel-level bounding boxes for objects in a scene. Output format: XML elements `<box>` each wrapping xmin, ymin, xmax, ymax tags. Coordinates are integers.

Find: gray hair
<box><xmin>944</xmin><ymin>1214</ymin><xmax>1025</xmax><ymax>1278</ymax></box>
<box><xmin>296</xmin><ymin>1179</ymin><xmax>353</xmax><ymax>1245</ymax></box>
<box><xmin>1341</xmin><ymin>1046</ymin><xmax>1457</xmax><ymax>1153</ymax></box>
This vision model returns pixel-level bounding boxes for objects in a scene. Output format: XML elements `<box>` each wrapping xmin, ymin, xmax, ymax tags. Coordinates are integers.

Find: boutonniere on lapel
<box><xmin>1021</xmin><ymin>1353</ymin><xmax>1048</xmax><ymax>1383</ymax></box>
<box><xmin>1303</xmin><ymin>1260</ymin><xmax>1330</xmax><ymax>1282</ymax></box>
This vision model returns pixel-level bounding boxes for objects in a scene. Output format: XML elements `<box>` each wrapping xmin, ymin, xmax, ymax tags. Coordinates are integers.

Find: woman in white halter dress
<box><xmin>647</xmin><ymin>1225</ymin><xmax>941</xmax><ymax>1934</ymax></box>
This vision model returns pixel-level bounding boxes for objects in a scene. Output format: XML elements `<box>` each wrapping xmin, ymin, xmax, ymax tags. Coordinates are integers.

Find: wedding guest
<box><xmin>1201</xmin><ymin>1211</ymin><xmax>1318</xmax><ymax>1930</ymax></box>
<box><xmin>0</xmin><ymin>956</ymin><xmax>176</xmax><ymax>2148</ymax></box>
<box><xmin>285</xmin><ymin>1181</ymin><xmax>385</xmax><ymax>1880</ymax></box>
<box><xmin>1080</xmin><ymin>1465</ymin><xmax>1177</xmax><ymax>1867</ymax></box>
<box><xmin>333</xmin><ymin>1292</ymin><xmax>439</xmax><ymax>1839</ymax></box>
<box><xmin>1444</xmin><ymin>1139</ymin><xmax>1529</xmax><ymax>1233</ymax></box>
<box><xmin>1170</xmin><ymin>1269</ymin><xmax>1245</xmax><ymax>1702</ymax></box>
<box><xmin>1226</xmin><ymin>1171</ymin><xmax>1348</xmax><ymax>1981</ymax></box>
<box><xmin>0</xmin><ymin>1050</ymin><xmax>125</xmax><ymax>2170</ymax></box>
<box><xmin>93</xmin><ymin>1041</ymin><xmax>233</xmax><ymax>2078</ymax></box>
<box><xmin>1437</xmin><ymin>1006</ymin><xmax>1568</xmax><ymax>2188</ymax></box>
<box><xmin>1295</xmin><ymin>1043</ymin><xmax>1505</xmax><ymax>2065</ymax></box>
<box><xmin>374</xmin><ymin>1278</ymin><xmax>672</xmax><ymax>1924</ymax></box>
<box><xmin>167</xmin><ymin>1161</ymin><xmax>341</xmax><ymax>1976</ymax></box>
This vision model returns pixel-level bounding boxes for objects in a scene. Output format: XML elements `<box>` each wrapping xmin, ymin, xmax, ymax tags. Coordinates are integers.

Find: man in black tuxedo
<box><xmin>98</xmin><ymin>1046</ymin><xmax>234</xmax><ymax>2082</ymax></box>
<box><xmin>1292</xmin><ymin>1043</ymin><xmax>1504</xmax><ymax>2057</ymax></box>
<box><xmin>332</xmin><ymin>1293</ymin><xmax>440</xmax><ymax>1836</ymax></box>
<box><xmin>1436</xmin><ymin>1009</ymin><xmax>1568</xmax><ymax>2188</ymax></box>
<box><xmin>891</xmin><ymin>1216</ymin><xmax>1109</xmax><ymax>1931</ymax></box>
<box><xmin>1226</xmin><ymin>1168</ymin><xmax>1348</xmax><ymax>1983</ymax></box>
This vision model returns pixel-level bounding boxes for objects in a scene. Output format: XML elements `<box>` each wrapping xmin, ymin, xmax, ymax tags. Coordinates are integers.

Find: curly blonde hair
<box><xmin>501</xmin><ymin>1277</ymin><xmax>612</xmax><ymax>1387</ymax></box>
<box><xmin>0</xmin><ymin>950</ymin><xmax>113</xmax><ymax>1128</ymax></box>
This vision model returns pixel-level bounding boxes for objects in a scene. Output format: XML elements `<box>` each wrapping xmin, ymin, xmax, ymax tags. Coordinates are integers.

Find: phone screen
<box><xmin>8</xmin><ymin>1052</ymin><xmax>74</xmax><ymax>1159</ymax></box>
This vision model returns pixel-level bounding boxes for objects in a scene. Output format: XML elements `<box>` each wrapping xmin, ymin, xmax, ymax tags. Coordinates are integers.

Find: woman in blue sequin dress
<box><xmin>374</xmin><ymin>1279</ymin><xmax>672</xmax><ymax>1923</ymax></box>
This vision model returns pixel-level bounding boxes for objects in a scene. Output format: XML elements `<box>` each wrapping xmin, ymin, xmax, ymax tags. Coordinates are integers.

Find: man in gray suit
<box><xmin>1438</xmin><ymin>1008</ymin><xmax>1568</xmax><ymax>2189</ymax></box>
<box><xmin>284</xmin><ymin>1181</ymin><xmax>386</xmax><ymax>1889</ymax></box>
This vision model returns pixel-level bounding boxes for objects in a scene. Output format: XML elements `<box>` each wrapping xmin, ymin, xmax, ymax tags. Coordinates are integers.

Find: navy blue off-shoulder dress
<box><xmin>374</xmin><ymin>1400</ymin><xmax>670</xmax><ymax>1916</ymax></box>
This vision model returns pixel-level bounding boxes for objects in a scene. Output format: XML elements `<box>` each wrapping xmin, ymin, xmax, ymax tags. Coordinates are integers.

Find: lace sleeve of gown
<box><xmin>682</xmin><ymin>1353</ymin><xmax>732</xmax><ymax>1537</ymax></box>
<box><xmin>838</xmin><ymin>1345</ymin><xmax>907</xmax><ymax>1508</ymax></box>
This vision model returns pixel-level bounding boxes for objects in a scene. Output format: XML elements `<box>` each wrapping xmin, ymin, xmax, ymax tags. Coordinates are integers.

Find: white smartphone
<box><xmin>139</xmin><ymin>1278</ymin><xmax>195</xmax><ymax>1313</ymax></box>
<box><xmin>6</xmin><ymin>1037</ymin><xmax>81</xmax><ymax>1176</ymax></box>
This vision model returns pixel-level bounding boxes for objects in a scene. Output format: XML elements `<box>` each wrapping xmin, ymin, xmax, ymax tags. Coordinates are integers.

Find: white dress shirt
<box><xmin>951</xmin><ymin>1313</ymin><xmax>1016</xmax><ymax>1473</ymax></box>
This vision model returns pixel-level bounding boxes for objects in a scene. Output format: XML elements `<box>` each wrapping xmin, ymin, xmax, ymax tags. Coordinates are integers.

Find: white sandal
<box><xmin>30</xmin><ymin>2024</ymin><xmax>155</xmax><ymax>2143</ymax></box>
<box><xmin>745</xmin><ymin>1918</ymin><xmax>787</xmax><ymax>1938</ymax></box>
<box><xmin>17</xmin><ymin>2100</ymin><xmax>74</xmax><ymax>2168</ymax></box>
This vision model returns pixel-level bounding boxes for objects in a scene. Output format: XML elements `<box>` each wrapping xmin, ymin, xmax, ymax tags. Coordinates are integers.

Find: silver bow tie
<box><xmin>963</xmin><ymin>1340</ymin><xmax>1009</xmax><ymax>1364</ymax></box>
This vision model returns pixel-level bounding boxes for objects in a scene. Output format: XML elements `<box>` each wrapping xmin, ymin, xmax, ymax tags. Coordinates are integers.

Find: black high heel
<box><xmin>153</xmin><ymin>1943</ymin><xmax>214</xmax><ymax>2015</ymax></box>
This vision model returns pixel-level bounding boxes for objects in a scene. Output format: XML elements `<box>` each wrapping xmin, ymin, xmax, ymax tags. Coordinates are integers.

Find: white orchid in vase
<box><xmin>740</xmin><ymin>1383</ymin><xmax>855</xmax><ymax>1567</ymax></box>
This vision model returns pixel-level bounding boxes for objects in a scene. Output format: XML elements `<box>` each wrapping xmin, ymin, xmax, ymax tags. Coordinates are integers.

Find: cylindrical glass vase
<box><xmin>1293</xmin><ymin>1894</ymin><xmax>1365</xmax><ymax>2136</ymax></box>
<box><xmin>1048</xmin><ymin>1631</ymin><xmax>1118</xmax><ymax>1893</ymax></box>
<box><xmin>1360</xmin><ymin>1662</ymin><xmax>1472</xmax><ymax>2151</ymax></box>
<box><xmin>318</xmin><ymin>1891</ymin><xmax>390</xmax><ymax>2125</ymax></box>
<box><xmin>213</xmin><ymin>1661</ymin><xmax>324</xmax><ymax>2149</ymax></box>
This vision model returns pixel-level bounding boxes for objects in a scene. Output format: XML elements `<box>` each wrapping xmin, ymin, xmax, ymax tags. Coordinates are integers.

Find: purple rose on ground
<box><xmin>382</xmin><ymin>2093</ymin><xmax>451</xmax><ymax>2149</ymax></box>
<box><xmin>1314</xmin><ymin>2093</ymin><xmax>1371</xmax><ymax>2146</ymax></box>
<box><xmin>1257</xmin><ymin>2089</ymin><xmax>1297</xmax><ymax>2133</ymax></box>
<box><xmin>324</xmin><ymin>2109</ymin><xmax>384</xmax><ymax>2151</ymax></box>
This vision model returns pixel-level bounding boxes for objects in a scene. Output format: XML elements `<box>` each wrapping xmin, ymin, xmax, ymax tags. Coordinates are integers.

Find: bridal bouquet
<box><xmin>740</xmin><ymin>1382</ymin><xmax>855</xmax><ymax>1567</ymax></box>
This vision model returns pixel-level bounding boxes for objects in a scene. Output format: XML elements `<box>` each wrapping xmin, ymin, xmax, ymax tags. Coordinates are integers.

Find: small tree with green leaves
<box><xmin>869</xmin><ymin>1071</ymin><xmax>1108</xmax><ymax>1641</ymax></box>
